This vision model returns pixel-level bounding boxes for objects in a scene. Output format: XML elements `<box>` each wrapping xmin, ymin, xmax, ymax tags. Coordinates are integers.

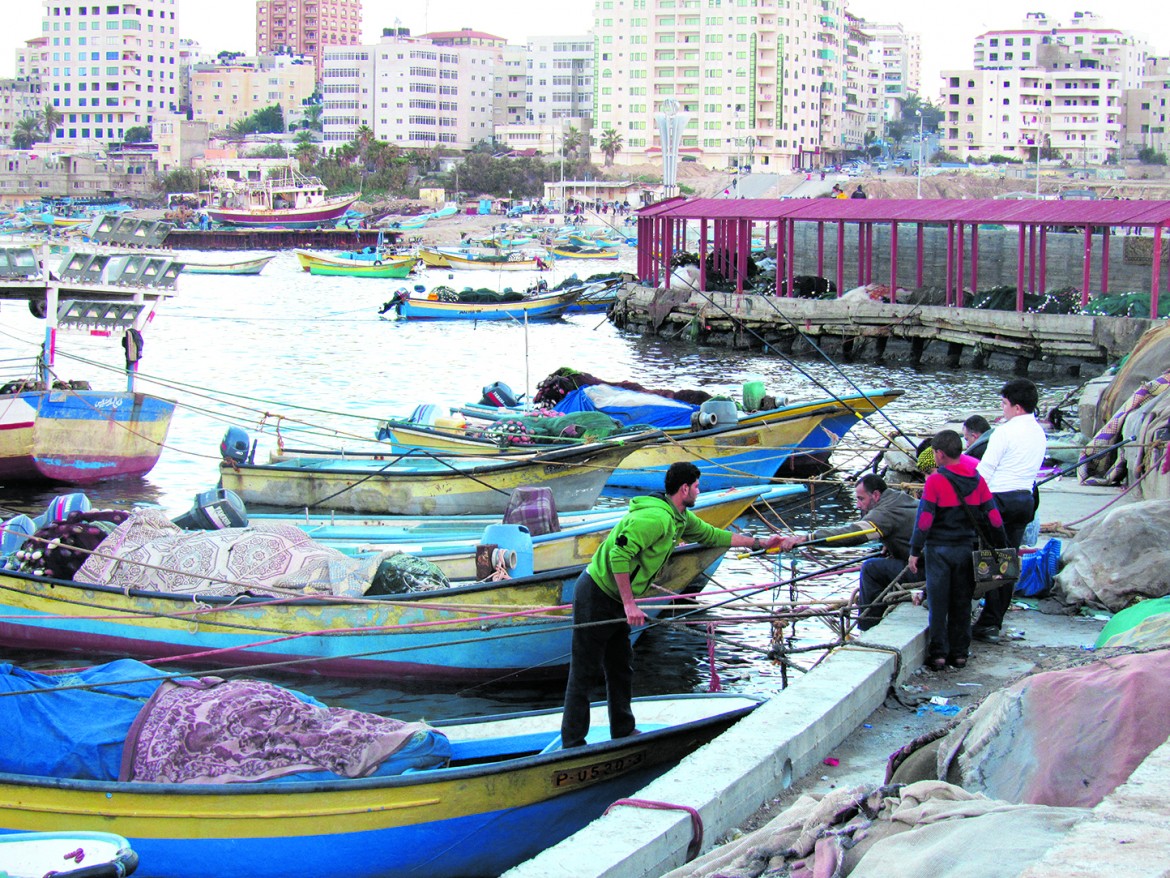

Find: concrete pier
<box><xmin>504</xmin><ymin>478</ymin><xmax>1144</xmax><ymax>878</ymax></box>
<box><xmin>611</xmin><ymin>286</ymin><xmax>1155</xmax><ymax>377</ymax></box>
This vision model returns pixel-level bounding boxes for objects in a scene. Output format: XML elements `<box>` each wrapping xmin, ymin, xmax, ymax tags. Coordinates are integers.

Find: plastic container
<box><xmin>699</xmin><ymin>399</ymin><xmax>738</xmax><ymax>426</ymax></box>
<box><xmin>434</xmin><ymin>414</ymin><xmax>468</xmax><ymax>430</ymax></box>
<box><xmin>480</xmin><ymin>524</ymin><xmax>534</xmax><ymax>578</ymax></box>
<box><xmin>743</xmin><ymin>380</ymin><xmax>766</xmax><ymax>412</ymax></box>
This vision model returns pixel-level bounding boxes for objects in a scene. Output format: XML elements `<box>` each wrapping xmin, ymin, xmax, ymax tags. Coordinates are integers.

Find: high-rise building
<box><xmin>940</xmin><ymin>12</ymin><xmax>1145</xmax><ymax>164</ymax></box>
<box><xmin>423</xmin><ymin>29</ymin><xmax>527</xmax><ymax>129</ymax></box>
<box><xmin>256</xmin><ymin>0</ymin><xmax>362</xmax><ymax>80</ymax></box>
<box><xmin>190</xmin><ymin>55</ymin><xmax>316</xmax><ymax>131</ymax></box>
<box><xmin>858</xmin><ymin>20</ymin><xmax>920</xmax><ymax>122</ymax></box>
<box><xmin>590</xmin><ymin>0</ymin><xmax>859</xmax><ymax>173</ymax></box>
<box><xmin>321</xmin><ymin>30</ymin><xmax>496</xmax><ymax>150</ymax></box>
<box><xmin>525</xmin><ymin>36</ymin><xmax>594</xmax><ymax>125</ymax></box>
<box><xmin>0</xmin><ymin>78</ymin><xmax>43</xmax><ymax>147</ymax></box>
<box><xmin>39</xmin><ymin>0</ymin><xmax>182</xmax><ymax>145</ymax></box>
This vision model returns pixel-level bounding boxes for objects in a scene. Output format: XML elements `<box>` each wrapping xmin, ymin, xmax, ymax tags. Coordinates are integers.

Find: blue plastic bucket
<box><xmin>480</xmin><ymin>524</ymin><xmax>534</xmax><ymax>578</ymax></box>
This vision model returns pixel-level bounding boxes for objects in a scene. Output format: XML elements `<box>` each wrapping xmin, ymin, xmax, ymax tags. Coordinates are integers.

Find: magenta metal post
<box><xmin>1081</xmin><ymin>225</ymin><xmax>1093</xmax><ymax>308</ymax></box>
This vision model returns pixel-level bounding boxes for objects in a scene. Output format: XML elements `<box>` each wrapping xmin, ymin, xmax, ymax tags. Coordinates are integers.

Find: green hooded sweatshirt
<box><xmin>586</xmin><ymin>493</ymin><xmax>733</xmax><ymax>601</ymax></box>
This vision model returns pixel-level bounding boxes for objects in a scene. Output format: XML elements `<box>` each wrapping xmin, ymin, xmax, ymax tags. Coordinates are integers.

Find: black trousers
<box><xmin>560</xmin><ymin>571</ymin><xmax>636</xmax><ymax>749</ymax></box>
<box><xmin>974</xmin><ymin>489</ymin><xmax>1035</xmax><ymax>631</ymax></box>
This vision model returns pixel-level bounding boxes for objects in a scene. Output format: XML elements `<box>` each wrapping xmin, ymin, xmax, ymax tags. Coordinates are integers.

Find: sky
<box><xmin>4</xmin><ymin>0</ymin><xmax>1169</xmax><ymax>97</ymax></box>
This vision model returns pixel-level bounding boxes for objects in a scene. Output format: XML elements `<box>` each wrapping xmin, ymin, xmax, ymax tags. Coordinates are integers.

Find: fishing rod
<box><xmin>733</xmin><ymin>525</ymin><xmax>879</xmax><ymax>559</ymax></box>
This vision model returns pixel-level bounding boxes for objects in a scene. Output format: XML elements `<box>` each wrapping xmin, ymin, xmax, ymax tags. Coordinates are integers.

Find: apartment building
<box><xmin>939</xmin><ymin>13</ymin><xmax>1142</xmax><ymax>164</ymax></box>
<box><xmin>38</xmin><ymin>0</ymin><xmax>182</xmax><ymax>145</ymax></box>
<box><xmin>526</xmin><ymin>36</ymin><xmax>594</xmax><ymax>125</ymax></box>
<box><xmin>858</xmin><ymin>20</ymin><xmax>920</xmax><ymax>122</ymax></box>
<box><xmin>0</xmin><ymin>79</ymin><xmax>43</xmax><ymax>147</ymax></box>
<box><xmin>423</xmin><ymin>29</ymin><xmax>527</xmax><ymax>130</ymax></box>
<box><xmin>320</xmin><ymin>31</ymin><xmax>496</xmax><ymax>150</ymax></box>
<box><xmin>190</xmin><ymin>55</ymin><xmax>316</xmax><ymax>131</ymax></box>
<box><xmin>16</xmin><ymin>37</ymin><xmax>50</xmax><ymax>82</ymax></box>
<box><xmin>255</xmin><ymin>0</ymin><xmax>362</xmax><ymax>79</ymax></box>
<box><xmin>590</xmin><ymin>0</ymin><xmax>860</xmax><ymax>173</ymax></box>
<box><xmin>1122</xmin><ymin>57</ymin><xmax>1170</xmax><ymax>157</ymax></box>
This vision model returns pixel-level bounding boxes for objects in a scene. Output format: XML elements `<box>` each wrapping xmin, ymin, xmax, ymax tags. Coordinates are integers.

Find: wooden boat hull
<box><xmin>0</xmin><ymin>544</ymin><xmax>725</xmax><ymax>681</ymax></box>
<box><xmin>218</xmin><ymin>441</ymin><xmax>640</xmax><ymax>514</ymax></box>
<box><xmin>206</xmin><ymin>195</ymin><xmax>359</xmax><ymax>229</ymax></box>
<box><xmin>417</xmin><ymin>248</ymin><xmax>452</xmax><ymax>268</ymax></box>
<box><xmin>440</xmin><ymin>251</ymin><xmax>544</xmax><ymax>271</ymax></box>
<box><xmin>309</xmin><ymin>258</ymin><xmax>417</xmax><ymax>279</ymax></box>
<box><xmin>306</xmin><ymin>484</ymin><xmax>799</xmax><ymax>578</ymax></box>
<box><xmin>549</xmin><ymin>246</ymin><xmax>621</xmax><ymax>260</ymax></box>
<box><xmin>294</xmin><ymin>251</ymin><xmax>416</xmax><ymax>272</ymax></box>
<box><xmin>0</xmin><ymin>694</ymin><xmax>758</xmax><ymax>878</ymax></box>
<box><xmin>180</xmin><ymin>254</ymin><xmax>275</xmax><ymax>275</ymax></box>
<box><xmin>0</xmin><ymin>390</ymin><xmax>174</xmax><ymax>484</ymax></box>
<box><xmin>443</xmin><ymin>389</ymin><xmax>904</xmax><ymax>490</ymax></box>
<box><xmin>395</xmin><ymin>289</ymin><xmax>581</xmax><ymax>320</ymax></box>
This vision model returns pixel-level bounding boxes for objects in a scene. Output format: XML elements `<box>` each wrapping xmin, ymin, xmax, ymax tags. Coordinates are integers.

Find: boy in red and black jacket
<box><xmin>908</xmin><ymin>430</ymin><xmax>1008</xmax><ymax>670</ymax></box>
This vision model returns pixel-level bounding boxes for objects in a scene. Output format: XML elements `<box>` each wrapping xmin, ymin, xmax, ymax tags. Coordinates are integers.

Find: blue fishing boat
<box><xmin>0</xmin><ymin>659</ymin><xmax>759</xmax><ymax>878</ymax></box>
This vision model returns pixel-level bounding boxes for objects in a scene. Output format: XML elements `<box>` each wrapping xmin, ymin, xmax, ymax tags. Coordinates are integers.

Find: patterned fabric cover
<box><xmin>75</xmin><ymin>508</ymin><xmax>393</xmax><ymax>597</ymax></box>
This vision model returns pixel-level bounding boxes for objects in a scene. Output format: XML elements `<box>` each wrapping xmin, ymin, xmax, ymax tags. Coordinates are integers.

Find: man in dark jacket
<box><xmin>779</xmin><ymin>474</ymin><xmax>920</xmax><ymax>630</ymax></box>
<box><xmin>908</xmin><ymin>430</ymin><xmax>1008</xmax><ymax>669</ymax></box>
<box><xmin>560</xmin><ymin>461</ymin><xmax>783</xmax><ymax>749</ymax></box>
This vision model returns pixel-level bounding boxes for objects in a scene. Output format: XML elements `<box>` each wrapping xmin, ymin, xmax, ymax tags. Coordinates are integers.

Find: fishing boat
<box><xmin>180</xmin><ymin>254</ymin><xmax>276</xmax><ymax>276</ymax></box>
<box><xmin>0</xmin><ymin>658</ymin><xmax>759</xmax><ymax>878</ymax></box>
<box><xmin>204</xmin><ymin>167</ymin><xmax>359</xmax><ymax>229</ymax></box>
<box><xmin>417</xmin><ymin>247</ymin><xmax>453</xmax><ymax>268</ymax></box>
<box><xmin>437</xmin><ymin>250</ymin><xmax>549</xmax><ymax>272</ymax></box>
<box><xmin>565</xmin><ymin>278</ymin><xmax>622</xmax><ymax>313</ymax></box>
<box><xmin>0</xmin><ymin>831</ymin><xmax>138</xmax><ymax>878</ymax></box>
<box><xmin>0</xmin><ymin>246</ymin><xmax>177</xmax><ymax>485</ymax></box>
<box><xmin>548</xmin><ymin>244</ymin><xmax>621</xmax><ymax>260</ymax></box>
<box><xmin>387</xmin><ymin>387</ymin><xmax>902</xmax><ymax>490</ymax></box>
<box><xmin>0</xmin><ymin>541</ymin><xmax>726</xmax><ymax>681</ymax></box>
<box><xmin>308</xmin><ymin>258</ymin><xmax>418</xmax><ymax>279</ymax></box>
<box><xmin>293</xmin><ymin>230</ymin><xmax>415</xmax><ymax>272</ymax></box>
<box><xmin>218</xmin><ymin>438</ymin><xmax>648</xmax><ymax>514</ymax></box>
<box><xmin>388</xmin><ymin>286</ymin><xmax>583</xmax><ymax>321</ymax></box>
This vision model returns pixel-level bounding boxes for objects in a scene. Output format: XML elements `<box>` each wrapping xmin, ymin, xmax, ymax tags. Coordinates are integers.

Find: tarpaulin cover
<box><xmin>555</xmin><ymin>384</ymin><xmax>698</xmax><ymax>428</ymax></box>
<box><xmin>661</xmin><ymin>781</ymin><xmax>1083</xmax><ymax>878</ymax></box>
<box><xmin>934</xmin><ymin>649</ymin><xmax>1170</xmax><ymax>808</ymax></box>
<box><xmin>0</xmin><ymin>660</ymin><xmax>164</xmax><ymax>781</ymax></box>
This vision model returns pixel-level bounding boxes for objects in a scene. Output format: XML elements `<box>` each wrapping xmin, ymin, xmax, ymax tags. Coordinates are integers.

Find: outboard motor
<box><xmin>220</xmin><ymin>426</ymin><xmax>251</xmax><ymax>464</ymax></box>
<box><xmin>480</xmin><ymin>381</ymin><xmax>520</xmax><ymax>408</ymax></box>
<box><xmin>172</xmin><ymin>487</ymin><xmax>248</xmax><ymax>531</ymax></box>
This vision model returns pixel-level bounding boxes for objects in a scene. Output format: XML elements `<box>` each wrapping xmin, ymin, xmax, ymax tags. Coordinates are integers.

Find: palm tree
<box><xmin>42</xmin><ymin>103</ymin><xmax>62</xmax><ymax>142</ymax></box>
<box><xmin>293</xmin><ymin>140</ymin><xmax>320</xmax><ymax>172</ymax></box>
<box><xmin>12</xmin><ymin>115</ymin><xmax>43</xmax><ymax>150</ymax></box>
<box><xmin>561</xmin><ymin>125</ymin><xmax>582</xmax><ymax>158</ymax></box>
<box><xmin>599</xmin><ymin>128</ymin><xmax>623</xmax><ymax>167</ymax></box>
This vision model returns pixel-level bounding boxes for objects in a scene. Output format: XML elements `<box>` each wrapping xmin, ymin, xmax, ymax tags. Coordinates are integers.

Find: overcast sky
<box><xmin>5</xmin><ymin>1</ymin><xmax>1167</xmax><ymax>99</ymax></box>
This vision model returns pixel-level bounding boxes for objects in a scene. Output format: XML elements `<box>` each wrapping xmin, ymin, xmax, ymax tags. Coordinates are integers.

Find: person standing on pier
<box><xmin>962</xmin><ymin>415</ymin><xmax>992</xmax><ymax>461</ymax></box>
<box><xmin>971</xmin><ymin>379</ymin><xmax>1046</xmax><ymax>643</ymax></box>
<box><xmin>908</xmin><ymin>430</ymin><xmax>1008</xmax><ymax>670</ymax></box>
<box><xmin>776</xmin><ymin>474</ymin><xmax>920</xmax><ymax>631</ymax></box>
<box><xmin>560</xmin><ymin>462</ymin><xmax>783</xmax><ymax>749</ymax></box>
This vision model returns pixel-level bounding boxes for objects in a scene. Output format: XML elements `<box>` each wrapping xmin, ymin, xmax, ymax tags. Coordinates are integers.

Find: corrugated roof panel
<box><xmin>635</xmin><ymin>198</ymin><xmax>1170</xmax><ymax>227</ymax></box>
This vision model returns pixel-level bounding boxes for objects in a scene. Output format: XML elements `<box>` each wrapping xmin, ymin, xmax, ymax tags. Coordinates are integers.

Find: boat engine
<box><xmin>172</xmin><ymin>487</ymin><xmax>249</xmax><ymax>530</ymax></box>
<box><xmin>220</xmin><ymin>426</ymin><xmax>252</xmax><ymax>464</ymax></box>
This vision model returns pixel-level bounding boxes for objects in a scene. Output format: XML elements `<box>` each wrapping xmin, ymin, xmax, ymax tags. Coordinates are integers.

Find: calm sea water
<box><xmin>0</xmin><ymin>250</ymin><xmax>1081</xmax><ymax>720</ymax></box>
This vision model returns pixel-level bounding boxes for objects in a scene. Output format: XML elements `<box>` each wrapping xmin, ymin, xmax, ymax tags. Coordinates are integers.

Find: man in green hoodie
<box><xmin>560</xmin><ymin>461</ymin><xmax>783</xmax><ymax>749</ymax></box>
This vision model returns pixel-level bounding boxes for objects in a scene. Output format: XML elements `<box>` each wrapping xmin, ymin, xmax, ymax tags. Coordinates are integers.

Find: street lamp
<box><xmin>915</xmin><ymin>109</ymin><xmax>924</xmax><ymax>200</ymax></box>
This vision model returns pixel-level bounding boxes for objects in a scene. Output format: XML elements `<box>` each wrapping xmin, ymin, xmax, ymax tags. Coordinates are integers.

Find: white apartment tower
<box><xmin>526</xmin><ymin>36</ymin><xmax>594</xmax><ymax>125</ymax></box>
<box><xmin>321</xmin><ymin>31</ymin><xmax>496</xmax><ymax>150</ymax></box>
<box><xmin>591</xmin><ymin>0</ymin><xmax>854</xmax><ymax>172</ymax></box>
<box><xmin>38</xmin><ymin>0</ymin><xmax>182</xmax><ymax>144</ymax></box>
<box><xmin>940</xmin><ymin>12</ymin><xmax>1145</xmax><ymax>164</ymax></box>
<box><xmin>859</xmin><ymin>20</ymin><xmax>920</xmax><ymax>122</ymax></box>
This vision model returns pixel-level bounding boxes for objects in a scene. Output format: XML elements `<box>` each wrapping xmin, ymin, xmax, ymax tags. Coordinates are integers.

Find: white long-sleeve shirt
<box><xmin>977</xmin><ymin>413</ymin><xmax>1046</xmax><ymax>493</ymax></box>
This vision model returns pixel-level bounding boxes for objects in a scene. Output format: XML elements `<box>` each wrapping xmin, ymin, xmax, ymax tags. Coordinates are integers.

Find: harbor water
<box><xmin>0</xmin><ymin>250</ymin><xmax>1082</xmax><ymax>720</ymax></box>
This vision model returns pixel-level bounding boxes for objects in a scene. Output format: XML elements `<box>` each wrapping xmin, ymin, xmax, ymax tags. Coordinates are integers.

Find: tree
<box><xmin>42</xmin><ymin>103</ymin><xmax>63</xmax><ymax>142</ymax></box>
<box><xmin>123</xmin><ymin>125</ymin><xmax>152</xmax><ymax>144</ymax></box>
<box><xmin>12</xmin><ymin>115</ymin><xmax>42</xmax><ymax>150</ymax></box>
<box><xmin>294</xmin><ymin>140</ymin><xmax>321</xmax><ymax>172</ymax></box>
<box><xmin>301</xmin><ymin>101</ymin><xmax>323</xmax><ymax>133</ymax></box>
<box><xmin>1138</xmin><ymin>146</ymin><xmax>1168</xmax><ymax>166</ymax></box>
<box><xmin>901</xmin><ymin>93</ymin><xmax>942</xmax><ymax>134</ymax></box>
<box><xmin>561</xmin><ymin>125</ymin><xmax>582</xmax><ymax>158</ymax></box>
<box><xmin>599</xmin><ymin>128</ymin><xmax>623</xmax><ymax>167</ymax></box>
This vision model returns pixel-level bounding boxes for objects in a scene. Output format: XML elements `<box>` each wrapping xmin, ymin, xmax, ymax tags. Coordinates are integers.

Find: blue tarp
<box><xmin>0</xmin><ymin>660</ymin><xmax>164</xmax><ymax>781</ymax></box>
<box><xmin>555</xmin><ymin>384</ymin><xmax>699</xmax><ymax>429</ymax></box>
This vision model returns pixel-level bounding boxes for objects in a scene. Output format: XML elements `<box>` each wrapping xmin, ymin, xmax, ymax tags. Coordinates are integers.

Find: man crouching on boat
<box><xmin>560</xmin><ymin>462</ymin><xmax>783</xmax><ymax>749</ymax></box>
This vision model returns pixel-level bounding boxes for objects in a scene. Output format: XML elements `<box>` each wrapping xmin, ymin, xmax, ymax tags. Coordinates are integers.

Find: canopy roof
<box><xmin>638</xmin><ymin>197</ymin><xmax>1170</xmax><ymax>227</ymax></box>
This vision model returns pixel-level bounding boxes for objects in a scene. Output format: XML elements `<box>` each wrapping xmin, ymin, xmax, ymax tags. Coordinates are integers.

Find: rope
<box><xmin>604</xmin><ymin>798</ymin><xmax>704</xmax><ymax>862</ymax></box>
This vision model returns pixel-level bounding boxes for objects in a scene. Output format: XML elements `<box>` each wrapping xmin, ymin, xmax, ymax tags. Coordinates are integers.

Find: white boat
<box><xmin>0</xmin><ymin>830</ymin><xmax>138</xmax><ymax>877</ymax></box>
